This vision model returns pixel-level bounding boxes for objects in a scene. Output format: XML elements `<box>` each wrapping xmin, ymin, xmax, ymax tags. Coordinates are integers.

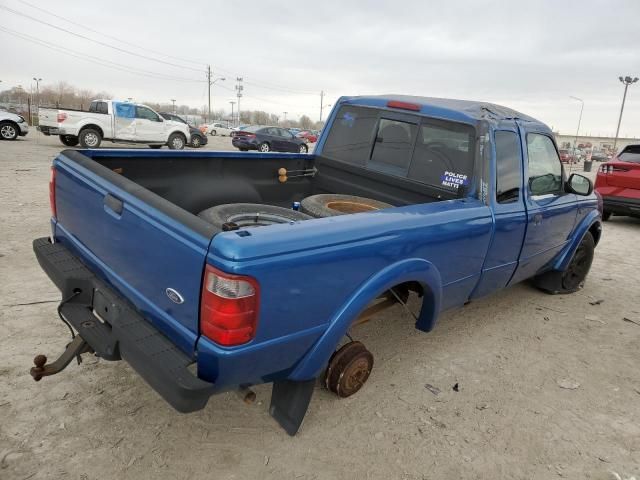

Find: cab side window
<box><xmin>526</xmin><ymin>134</ymin><xmax>563</xmax><ymax>196</ymax></box>
<box><xmin>135</xmin><ymin>106</ymin><xmax>160</xmax><ymax>122</ymax></box>
<box><xmin>495</xmin><ymin>131</ymin><xmax>522</xmax><ymax>203</ymax></box>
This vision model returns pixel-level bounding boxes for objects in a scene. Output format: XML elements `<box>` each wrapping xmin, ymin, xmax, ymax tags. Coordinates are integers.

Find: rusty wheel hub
<box><xmin>324</xmin><ymin>341</ymin><xmax>374</xmax><ymax>398</ymax></box>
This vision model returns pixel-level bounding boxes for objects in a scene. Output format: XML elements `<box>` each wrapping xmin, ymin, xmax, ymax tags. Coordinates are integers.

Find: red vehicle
<box><xmin>595</xmin><ymin>144</ymin><xmax>640</xmax><ymax>221</ymax></box>
<box><xmin>559</xmin><ymin>149</ymin><xmax>572</xmax><ymax>163</ymax></box>
<box><xmin>296</xmin><ymin>130</ymin><xmax>318</xmax><ymax>143</ymax></box>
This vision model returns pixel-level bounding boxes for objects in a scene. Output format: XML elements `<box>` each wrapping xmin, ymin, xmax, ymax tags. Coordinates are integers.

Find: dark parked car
<box><xmin>160</xmin><ymin>112</ymin><xmax>208</xmax><ymax>148</ymax></box>
<box><xmin>232</xmin><ymin>125</ymin><xmax>309</xmax><ymax>153</ymax></box>
<box><xmin>590</xmin><ymin>150</ymin><xmax>608</xmax><ymax>162</ymax></box>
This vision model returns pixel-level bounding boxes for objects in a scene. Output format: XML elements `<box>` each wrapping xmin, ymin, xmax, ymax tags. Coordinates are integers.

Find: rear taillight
<box><xmin>200</xmin><ymin>265</ymin><xmax>259</xmax><ymax>346</ymax></box>
<box><xmin>49</xmin><ymin>166</ymin><xmax>57</xmax><ymax>218</ymax></box>
<box><xmin>57</xmin><ymin>112</ymin><xmax>67</xmax><ymax>123</ymax></box>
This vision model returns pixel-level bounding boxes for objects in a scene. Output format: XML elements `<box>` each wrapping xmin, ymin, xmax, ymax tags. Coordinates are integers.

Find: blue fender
<box><xmin>288</xmin><ymin>258</ymin><xmax>442</xmax><ymax>381</ymax></box>
<box><xmin>554</xmin><ymin>210</ymin><xmax>601</xmax><ymax>271</ymax></box>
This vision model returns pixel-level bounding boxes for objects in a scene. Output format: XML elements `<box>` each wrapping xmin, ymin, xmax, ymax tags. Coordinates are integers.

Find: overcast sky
<box><xmin>1</xmin><ymin>0</ymin><xmax>639</xmax><ymax>136</ymax></box>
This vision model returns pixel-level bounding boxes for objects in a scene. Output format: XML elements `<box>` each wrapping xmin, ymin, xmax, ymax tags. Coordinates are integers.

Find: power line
<box><xmin>17</xmin><ymin>0</ymin><xmax>207</xmax><ymax>68</ymax></box>
<box><xmin>0</xmin><ymin>5</ymin><xmax>204</xmax><ymax>73</ymax></box>
<box><xmin>0</xmin><ymin>25</ymin><xmax>206</xmax><ymax>83</ymax></box>
<box><xmin>7</xmin><ymin>1</ymin><xmax>320</xmax><ymax>97</ymax></box>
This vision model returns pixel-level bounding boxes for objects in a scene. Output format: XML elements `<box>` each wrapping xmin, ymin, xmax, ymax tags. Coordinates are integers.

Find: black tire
<box><xmin>198</xmin><ymin>203</ymin><xmax>313</xmax><ymax>229</ymax></box>
<box><xmin>149</xmin><ymin>145</ymin><xmax>163</xmax><ymax>149</ymax></box>
<box><xmin>299</xmin><ymin>143</ymin><xmax>308</xmax><ymax>154</ymax></box>
<box><xmin>210</xmin><ymin>130</ymin><xmax>217</xmax><ymax>136</ymax></box>
<box><xmin>602</xmin><ymin>210</ymin><xmax>612</xmax><ymax>221</ymax></box>
<box><xmin>191</xmin><ymin>135</ymin><xmax>202</xmax><ymax>148</ymax></box>
<box><xmin>532</xmin><ymin>232</ymin><xmax>595</xmax><ymax>294</ymax></box>
<box><xmin>300</xmin><ymin>194</ymin><xmax>393</xmax><ymax>218</ymax></box>
<box><xmin>59</xmin><ymin>135</ymin><xmax>79</xmax><ymax>147</ymax></box>
<box><xmin>167</xmin><ymin>132</ymin><xmax>186</xmax><ymax>150</ymax></box>
<box><xmin>0</xmin><ymin>121</ymin><xmax>19</xmax><ymax>140</ymax></box>
<box><xmin>258</xmin><ymin>142</ymin><xmax>271</xmax><ymax>153</ymax></box>
<box><xmin>79</xmin><ymin>128</ymin><xmax>102</xmax><ymax>148</ymax></box>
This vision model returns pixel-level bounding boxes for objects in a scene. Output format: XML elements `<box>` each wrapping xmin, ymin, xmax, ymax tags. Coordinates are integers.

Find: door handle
<box><xmin>533</xmin><ymin>213</ymin><xmax>543</xmax><ymax>225</ymax></box>
<box><xmin>104</xmin><ymin>194</ymin><xmax>124</xmax><ymax>215</ymax></box>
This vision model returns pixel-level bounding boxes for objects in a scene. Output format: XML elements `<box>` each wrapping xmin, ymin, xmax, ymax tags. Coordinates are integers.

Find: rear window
<box><xmin>619</xmin><ymin>145</ymin><xmax>640</xmax><ymax>163</ymax></box>
<box><xmin>323</xmin><ymin>106</ymin><xmax>476</xmax><ymax>194</ymax></box>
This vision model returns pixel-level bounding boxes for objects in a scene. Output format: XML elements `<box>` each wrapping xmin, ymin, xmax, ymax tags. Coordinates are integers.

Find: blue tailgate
<box><xmin>52</xmin><ymin>152</ymin><xmax>213</xmax><ymax>356</ymax></box>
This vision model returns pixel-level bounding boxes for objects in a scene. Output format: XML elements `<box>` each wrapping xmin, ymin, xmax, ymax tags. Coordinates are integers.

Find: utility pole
<box><xmin>283</xmin><ymin>112</ymin><xmax>288</xmax><ymax>125</ymax></box>
<box><xmin>229</xmin><ymin>101</ymin><xmax>236</xmax><ymax>127</ymax></box>
<box><xmin>206</xmin><ymin>65</ymin><xmax>225</xmax><ymax>123</ymax></box>
<box><xmin>207</xmin><ymin>65</ymin><xmax>211</xmax><ymax>122</ymax></box>
<box><xmin>614</xmin><ymin>75</ymin><xmax>638</xmax><ymax>151</ymax></box>
<box><xmin>171</xmin><ymin>99</ymin><xmax>176</xmax><ymax>113</ymax></box>
<box><xmin>569</xmin><ymin>96</ymin><xmax>584</xmax><ymax>171</ymax></box>
<box><xmin>319</xmin><ymin>90</ymin><xmax>324</xmax><ymax>122</ymax></box>
<box><xmin>235</xmin><ymin>77</ymin><xmax>243</xmax><ymax>126</ymax></box>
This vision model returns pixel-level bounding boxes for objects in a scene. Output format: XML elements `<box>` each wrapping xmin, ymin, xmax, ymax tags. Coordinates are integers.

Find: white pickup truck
<box><xmin>38</xmin><ymin>100</ymin><xmax>191</xmax><ymax>149</ymax></box>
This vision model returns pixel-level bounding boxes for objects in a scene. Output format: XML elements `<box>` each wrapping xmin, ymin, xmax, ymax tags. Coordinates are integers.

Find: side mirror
<box><xmin>566</xmin><ymin>173</ymin><xmax>593</xmax><ymax>196</ymax></box>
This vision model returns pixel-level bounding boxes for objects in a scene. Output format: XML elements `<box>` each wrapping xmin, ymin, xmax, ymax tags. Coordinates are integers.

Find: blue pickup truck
<box><xmin>31</xmin><ymin>95</ymin><xmax>602</xmax><ymax>435</ymax></box>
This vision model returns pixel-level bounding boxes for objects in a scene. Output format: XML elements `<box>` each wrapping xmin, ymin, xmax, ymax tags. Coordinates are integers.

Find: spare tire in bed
<box><xmin>300</xmin><ymin>194</ymin><xmax>393</xmax><ymax>218</ymax></box>
<box><xmin>198</xmin><ymin>203</ymin><xmax>313</xmax><ymax>229</ymax></box>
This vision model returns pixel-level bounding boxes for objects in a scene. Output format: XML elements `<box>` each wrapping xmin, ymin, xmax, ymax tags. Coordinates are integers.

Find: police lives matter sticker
<box><xmin>441</xmin><ymin>171</ymin><xmax>469</xmax><ymax>189</ymax></box>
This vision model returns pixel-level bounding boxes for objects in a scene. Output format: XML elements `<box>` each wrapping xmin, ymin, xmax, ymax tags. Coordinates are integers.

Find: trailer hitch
<box><xmin>30</xmin><ymin>335</ymin><xmax>93</xmax><ymax>381</ymax></box>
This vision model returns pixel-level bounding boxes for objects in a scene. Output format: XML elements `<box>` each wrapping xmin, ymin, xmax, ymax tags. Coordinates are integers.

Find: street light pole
<box><xmin>171</xmin><ymin>99</ymin><xmax>176</xmax><ymax>113</ymax></box>
<box><xmin>229</xmin><ymin>101</ymin><xmax>236</xmax><ymax>126</ymax></box>
<box><xmin>613</xmin><ymin>75</ymin><xmax>638</xmax><ymax>151</ymax></box>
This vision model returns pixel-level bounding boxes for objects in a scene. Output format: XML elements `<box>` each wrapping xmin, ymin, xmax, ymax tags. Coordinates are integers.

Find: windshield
<box><xmin>619</xmin><ymin>146</ymin><xmax>640</xmax><ymax>163</ymax></box>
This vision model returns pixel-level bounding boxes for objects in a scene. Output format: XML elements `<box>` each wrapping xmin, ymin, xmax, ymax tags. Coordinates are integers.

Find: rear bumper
<box><xmin>231</xmin><ymin>138</ymin><xmax>257</xmax><ymax>150</ymax></box>
<box><xmin>602</xmin><ymin>195</ymin><xmax>640</xmax><ymax>216</ymax></box>
<box><xmin>33</xmin><ymin>237</ymin><xmax>215</xmax><ymax>412</ymax></box>
<box><xmin>38</xmin><ymin>126</ymin><xmax>66</xmax><ymax>136</ymax></box>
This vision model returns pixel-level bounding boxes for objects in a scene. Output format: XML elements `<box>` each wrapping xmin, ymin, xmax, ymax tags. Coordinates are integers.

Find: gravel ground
<box><xmin>1</xmin><ymin>133</ymin><xmax>639</xmax><ymax>480</ymax></box>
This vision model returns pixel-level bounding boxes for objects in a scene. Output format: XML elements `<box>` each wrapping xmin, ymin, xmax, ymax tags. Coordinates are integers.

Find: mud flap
<box><xmin>269</xmin><ymin>378</ymin><xmax>315</xmax><ymax>436</ymax></box>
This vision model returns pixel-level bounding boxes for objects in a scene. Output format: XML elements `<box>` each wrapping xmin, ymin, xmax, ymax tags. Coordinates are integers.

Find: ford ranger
<box><xmin>38</xmin><ymin>99</ymin><xmax>190</xmax><ymax>149</ymax></box>
<box><xmin>31</xmin><ymin>95</ymin><xmax>602</xmax><ymax>435</ymax></box>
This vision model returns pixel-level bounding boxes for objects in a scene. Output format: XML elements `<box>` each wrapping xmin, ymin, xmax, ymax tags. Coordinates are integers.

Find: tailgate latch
<box><xmin>30</xmin><ymin>336</ymin><xmax>93</xmax><ymax>381</ymax></box>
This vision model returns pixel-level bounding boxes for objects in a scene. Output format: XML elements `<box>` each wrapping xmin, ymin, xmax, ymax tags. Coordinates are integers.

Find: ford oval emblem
<box><xmin>165</xmin><ymin>288</ymin><xmax>184</xmax><ymax>304</ymax></box>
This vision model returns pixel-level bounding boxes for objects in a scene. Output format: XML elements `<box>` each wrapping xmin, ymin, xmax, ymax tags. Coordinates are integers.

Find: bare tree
<box><xmin>299</xmin><ymin>115</ymin><xmax>313</xmax><ymax>129</ymax></box>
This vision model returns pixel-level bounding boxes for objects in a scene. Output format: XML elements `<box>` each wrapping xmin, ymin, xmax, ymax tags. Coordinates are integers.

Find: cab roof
<box><xmin>339</xmin><ymin>94</ymin><xmax>546</xmax><ymax>128</ymax></box>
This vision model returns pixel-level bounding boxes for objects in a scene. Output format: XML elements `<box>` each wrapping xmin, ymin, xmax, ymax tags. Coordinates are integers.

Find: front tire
<box><xmin>299</xmin><ymin>143</ymin><xmax>308</xmax><ymax>154</ymax></box>
<box><xmin>191</xmin><ymin>135</ymin><xmax>202</xmax><ymax>148</ymax></box>
<box><xmin>167</xmin><ymin>133</ymin><xmax>186</xmax><ymax>150</ymax></box>
<box><xmin>532</xmin><ymin>232</ymin><xmax>595</xmax><ymax>294</ymax></box>
<box><xmin>79</xmin><ymin>128</ymin><xmax>102</xmax><ymax>148</ymax></box>
<box><xmin>258</xmin><ymin>142</ymin><xmax>270</xmax><ymax>153</ymax></box>
<box><xmin>0</xmin><ymin>121</ymin><xmax>19</xmax><ymax>140</ymax></box>
<box><xmin>59</xmin><ymin>135</ymin><xmax>79</xmax><ymax>147</ymax></box>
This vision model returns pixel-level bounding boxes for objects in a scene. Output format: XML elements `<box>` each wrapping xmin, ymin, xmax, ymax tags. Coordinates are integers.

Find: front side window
<box><xmin>495</xmin><ymin>131</ymin><xmax>522</xmax><ymax>203</ymax></box>
<box><xmin>527</xmin><ymin>134</ymin><xmax>562</xmax><ymax>196</ymax></box>
<box><xmin>135</xmin><ymin>106</ymin><xmax>160</xmax><ymax>122</ymax></box>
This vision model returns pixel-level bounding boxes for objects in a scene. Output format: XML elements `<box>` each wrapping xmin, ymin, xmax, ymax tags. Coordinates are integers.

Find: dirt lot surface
<box><xmin>1</xmin><ymin>133</ymin><xmax>639</xmax><ymax>480</ymax></box>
